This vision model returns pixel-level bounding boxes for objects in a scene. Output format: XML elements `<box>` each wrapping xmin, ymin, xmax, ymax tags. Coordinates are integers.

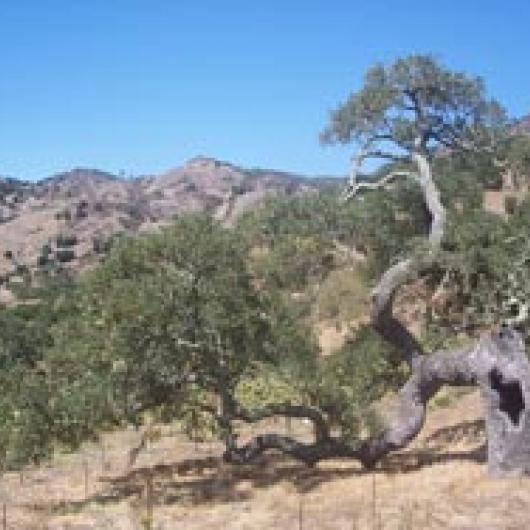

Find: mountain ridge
<box><xmin>0</xmin><ymin>157</ymin><xmax>342</xmax><ymax>284</ymax></box>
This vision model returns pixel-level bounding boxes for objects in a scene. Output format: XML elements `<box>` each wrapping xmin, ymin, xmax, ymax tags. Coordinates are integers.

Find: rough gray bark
<box><xmin>479</xmin><ymin>328</ymin><xmax>530</xmax><ymax>476</ymax></box>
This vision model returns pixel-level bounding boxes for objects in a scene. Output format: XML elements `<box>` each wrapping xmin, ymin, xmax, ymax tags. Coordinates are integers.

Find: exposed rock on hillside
<box><xmin>0</xmin><ymin>159</ymin><xmax>338</xmax><ymax>280</ymax></box>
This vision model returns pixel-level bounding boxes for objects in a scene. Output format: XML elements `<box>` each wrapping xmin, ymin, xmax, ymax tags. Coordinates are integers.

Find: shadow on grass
<box><xmin>48</xmin><ymin>420</ymin><xmax>487</xmax><ymax>515</ymax></box>
<box><xmin>423</xmin><ymin>419</ymin><xmax>485</xmax><ymax>447</ymax></box>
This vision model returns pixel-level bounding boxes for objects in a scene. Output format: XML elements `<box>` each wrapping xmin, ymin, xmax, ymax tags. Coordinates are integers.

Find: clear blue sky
<box><xmin>1</xmin><ymin>1</ymin><xmax>530</xmax><ymax>181</ymax></box>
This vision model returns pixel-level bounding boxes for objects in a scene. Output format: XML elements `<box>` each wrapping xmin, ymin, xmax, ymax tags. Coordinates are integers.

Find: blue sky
<box><xmin>1</xmin><ymin>1</ymin><xmax>530</xmax><ymax>181</ymax></box>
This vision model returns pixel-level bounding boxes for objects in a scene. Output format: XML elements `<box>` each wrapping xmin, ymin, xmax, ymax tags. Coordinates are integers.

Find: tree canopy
<box><xmin>322</xmin><ymin>54</ymin><xmax>506</xmax><ymax>156</ymax></box>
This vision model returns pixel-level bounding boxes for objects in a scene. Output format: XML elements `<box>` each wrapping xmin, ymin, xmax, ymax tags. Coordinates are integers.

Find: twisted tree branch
<box><xmin>368</xmin><ymin>145</ymin><xmax>446</xmax><ymax>367</ymax></box>
<box><xmin>223</xmin><ymin>329</ymin><xmax>526</xmax><ymax>470</ymax></box>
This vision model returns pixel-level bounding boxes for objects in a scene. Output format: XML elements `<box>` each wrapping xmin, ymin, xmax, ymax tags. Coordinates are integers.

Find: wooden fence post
<box><xmin>145</xmin><ymin>469</ymin><xmax>154</xmax><ymax>530</ymax></box>
<box><xmin>83</xmin><ymin>459</ymin><xmax>89</xmax><ymax>497</ymax></box>
<box><xmin>298</xmin><ymin>494</ymin><xmax>303</xmax><ymax>530</ymax></box>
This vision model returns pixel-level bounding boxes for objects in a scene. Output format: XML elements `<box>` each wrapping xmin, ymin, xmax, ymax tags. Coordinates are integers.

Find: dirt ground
<box><xmin>1</xmin><ymin>390</ymin><xmax>530</xmax><ymax>529</ymax></box>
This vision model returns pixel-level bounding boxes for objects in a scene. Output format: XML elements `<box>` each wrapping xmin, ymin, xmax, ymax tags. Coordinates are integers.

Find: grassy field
<box><xmin>1</xmin><ymin>390</ymin><xmax>529</xmax><ymax>529</ymax></box>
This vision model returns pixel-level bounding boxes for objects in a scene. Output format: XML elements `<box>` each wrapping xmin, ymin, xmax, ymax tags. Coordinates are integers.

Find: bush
<box><xmin>505</xmin><ymin>195</ymin><xmax>517</xmax><ymax>215</ymax></box>
<box><xmin>37</xmin><ymin>255</ymin><xmax>49</xmax><ymax>267</ymax></box>
<box><xmin>315</xmin><ymin>266</ymin><xmax>370</xmax><ymax>322</ymax></box>
<box><xmin>56</xmin><ymin>234</ymin><xmax>78</xmax><ymax>247</ymax></box>
<box><xmin>75</xmin><ymin>200</ymin><xmax>89</xmax><ymax>219</ymax></box>
<box><xmin>315</xmin><ymin>327</ymin><xmax>404</xmax><ymax>442</ymax></box>
<box><xmin>55</xmin><ymin>208</ymin><xmax>71</xmax><ymax>221</ymax></box>
<box><xmin>55</xmin><ymin>249</ymin><xmax>76</xmax><ymax>263</ymax></box>
<box><xmin>92</xmin><ymin>236</ymin><xmax>111</xmax><ymax>254</ymax></box>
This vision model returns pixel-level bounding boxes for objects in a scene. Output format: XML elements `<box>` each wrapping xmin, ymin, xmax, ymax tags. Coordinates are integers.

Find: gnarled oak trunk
<box><xmin>356</xmin><ymin>327</ymin><xmax>530</xmax><ymax>475</ymax></box>
<box><xmin>480</xmin><ymin>330</ymin><xmax>530</xmax><ymax>476</ymax></box>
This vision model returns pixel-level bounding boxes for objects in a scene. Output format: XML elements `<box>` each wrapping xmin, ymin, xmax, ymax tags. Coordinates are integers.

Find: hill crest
<box><xmin>0</xmin><ymin>158</ymin><xmax>339</xmax><ymax>283</ymax></box>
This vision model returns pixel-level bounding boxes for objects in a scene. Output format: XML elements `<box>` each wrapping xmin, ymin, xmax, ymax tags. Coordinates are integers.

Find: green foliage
<box><xmin>315</xmin><ymin>266</ymin><xmax>370</xmax><ymax>322</ymax></box>
<box><xmin>238</xmin><ymin>183</ymin><xmax>428</xmax><ymax>285</ymax></box>
<box><xmin>55</xmin><ymin>248</ymin><xmax>76</xmax><ymax>263</ymax></box>
<box><xmin>0</xmin><ymin>212</ymin><xmax>331</xmax><ymax>468</ymax></box>
<box><xmin>315</xmin><ymin>327</ymin><xmax>404</xmax><ymax>442</ymax></box>
<box><xmin>501</xmin><ymin>134</ymin><xmax>530</xmax><ymax>187</ymax></box>
<box><xmin>0</xmin><ymin>368</ymin><xmax>53</xmax><ymax>469</ymax></box>
<box><xmin>0</xmin><ymin>309</ymin><xmax>48</xmax><ymax>370</ymax></box>
<box><xmin>432</xmin><ymin>202</ymin><xmax>530</xmax><ymax>331</ymax></box>
<box><xmin>237</xmin><ymin>192</ymin><xmax>342</xmax><ymax>288</ymax></box>
<box><xmin>433</xmin><ymin>154</ymin><xmax>496</xmax><ymax>210</ymax></box>
<box><xmin>235</xmin><ymin>365</ymin><xmax>304</xmax><ymax>410</ymax></box>
<box><xmin>321</xmin><ymin>54</ymin><xmax>506</xmax><ymax>151</ymax></box>
<box><xmin>350</xmin><ymin>178</ymin><xmax>428</xmax><ymax>276</ymax></box>
<box><xmin>35</xmin><ymin>214</ymin><xmax>297</xmax><ymax>450</ymax></box>
<box><xmin>56</xmin><ymin>234</ymin><xmax>78</xmax><ymax>247</ymax></box>
<box><xmin>0</xmin><ymin>276</ymin><xmax>77</xmax><ymax>468</ymax></box>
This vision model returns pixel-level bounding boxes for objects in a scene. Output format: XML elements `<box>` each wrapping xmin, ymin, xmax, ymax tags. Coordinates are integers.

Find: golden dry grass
<box><xmin>1</xmin><ymin>391</ymin><xmax>530</xmax><ymax>529</ymax></box>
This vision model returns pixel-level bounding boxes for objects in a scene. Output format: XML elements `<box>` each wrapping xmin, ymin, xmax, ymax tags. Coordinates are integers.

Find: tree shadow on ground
<box><xmin>46</xmin><ymin>419</ymin><xmax>487</xmax><ymax>516</ymax></box>
<box><xmin>423</xmin><ymin>419</ymin><xmax>485</xmax><ymax>448</ymax></box>
<box><xmin>381</xmin><ymin>418</ymin><xmax>486</xmax><ymax>474</ymax></box>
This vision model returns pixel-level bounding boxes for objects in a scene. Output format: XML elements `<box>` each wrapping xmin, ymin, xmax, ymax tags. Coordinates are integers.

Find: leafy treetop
<box><xmin>321</xmin><ymin>54</ymin><xmax>506</xmax><ymax>161</ymax></box>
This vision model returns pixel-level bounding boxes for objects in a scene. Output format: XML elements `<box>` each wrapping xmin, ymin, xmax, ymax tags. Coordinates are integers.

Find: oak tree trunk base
<box><xmin>481</xmin><ymin>332</ymin><xmax>530</xmax><ymax>476</ymax></box>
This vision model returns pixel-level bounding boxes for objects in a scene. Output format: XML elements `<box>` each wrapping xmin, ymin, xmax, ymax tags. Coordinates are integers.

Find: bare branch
<box><xmin>344</xmin><ymin>171</ymin><xmax>416</xmax><ymax>201</ymax></box>
<box><xmin>344</xmin><ymin>140</ymin><xmax>415</xmax><ymax>201</ymax></box>
<box><xmin>231</xmin><ymin>403</ymin><xmax>330</xmax><ymax>442</ymax></box>
<box><xmin>224</xmin><ymin>432</ymin><xmax>360</xmax><ymax>466</ymax></box>
<box><xmin>365</xmin><ymin>150</ymin><xmax>412</xmax><ymax>163</ymax></box>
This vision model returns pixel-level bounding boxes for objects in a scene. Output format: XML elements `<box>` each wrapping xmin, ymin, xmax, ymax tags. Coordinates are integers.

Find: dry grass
<box><xmin>1</xmin><ymin>391</ymin><xmax>530</xmax><ymax>529</ymax></box>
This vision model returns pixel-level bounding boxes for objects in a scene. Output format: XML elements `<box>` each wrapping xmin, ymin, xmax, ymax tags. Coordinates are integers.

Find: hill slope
<box><xmin>0</xmin><ymin>158</ymin><xmax>338</xmax><ymax>281</ymax></box>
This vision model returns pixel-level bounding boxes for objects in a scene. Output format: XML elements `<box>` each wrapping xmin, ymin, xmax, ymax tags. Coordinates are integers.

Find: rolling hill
<box><xmin>0</xmin><ymin>157</ymin><xmax>339</xmax><ymax>285</ymax></box>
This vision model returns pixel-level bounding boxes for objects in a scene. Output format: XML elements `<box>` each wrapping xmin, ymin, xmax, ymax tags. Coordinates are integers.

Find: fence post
<box><xmin>101</xmin><ymin>441</ymin><xmax>107</xmax><ymax>473</ymax></box>
<box><xmin>286</xmin><ymin>416</ymin><xmax>292</xmax><ymax>435</ymax></box>
<box><xmin>298</xmin><ymin>494</ymin><xmax>303</xmax><ymax>530</ymax></box>
<box><xmin>83</xmin><ymin>459</ymin><xmax>89</xmax><ymax>497</ymax></box>
<box><xmin>372</xmin><ymin>473</ymin><xmax>379</xmax><ymax>530</ymax></box>
<box><xmin>145</xmin><ymin>469</ymin><xmax>154</xmax><ymax>530</ymax></box>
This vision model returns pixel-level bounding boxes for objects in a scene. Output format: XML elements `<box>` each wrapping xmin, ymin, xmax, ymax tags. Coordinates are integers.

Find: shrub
<box><xmin>56</xmin><ymin>234</ymin><xmax>78</xmax><ymax>247</ymax></box>
<box><xmin>92</xmin><ymin>236</ymin><xmax>111</xmax><ymax>254</ymax></box>
<box><xmin>505</xmin><ymin>195</ymin><xmax>517</xmax><ymax>215</ymax></box>
<box><xmin>315</xmin><ymin>266</ymin><xmax>370</xmax><ymax>322</ymax></box>
<box><xmin>55</xmin><ymin>208</ymin><xmax>71</xmax><ymax>221</ymax></box>
<box><xmin>55</xmin><ymin>249</ymin><xmax>76</xmax><ymax>263</ymax></box>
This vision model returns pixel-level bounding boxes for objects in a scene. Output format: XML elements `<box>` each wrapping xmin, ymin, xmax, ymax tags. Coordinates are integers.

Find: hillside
<box><xmin>513</xmin><ymin>113</ymin><xmax>530</xmax><ymax>134</ymax></box>
<box><xmin>0</xmin><ymin>158</ymin><xmax>338</xmax><ymax>283</ymax></box>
